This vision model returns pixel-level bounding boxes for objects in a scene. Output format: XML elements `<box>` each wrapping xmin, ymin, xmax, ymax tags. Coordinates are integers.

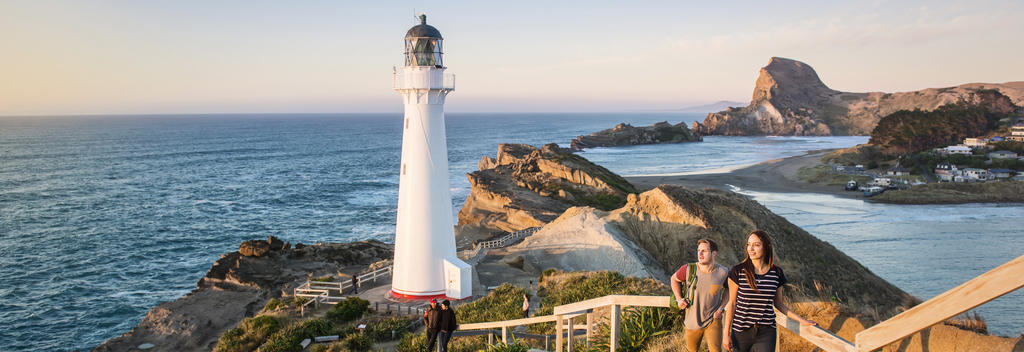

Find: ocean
<box><xmin>0</xmin><ymin>113</ymin><xmax>1020</xmax><ymax>351</ymax></box>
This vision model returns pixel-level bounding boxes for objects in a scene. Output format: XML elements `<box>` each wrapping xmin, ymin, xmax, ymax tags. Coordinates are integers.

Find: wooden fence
<box><xmin>455</xmin><ymin>253</ymin><xmax>1024</xmax><ymax>351</ymax></box>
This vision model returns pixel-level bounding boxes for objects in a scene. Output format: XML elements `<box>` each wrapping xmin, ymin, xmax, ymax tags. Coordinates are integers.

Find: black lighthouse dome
<box><xmin>404</xmin><ymin>14</ymin><xmax>444</xmax><ymax>67</ymax></box>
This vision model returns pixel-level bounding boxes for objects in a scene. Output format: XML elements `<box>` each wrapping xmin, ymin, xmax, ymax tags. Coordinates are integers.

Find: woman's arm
<box><xmin>773</xmin><ymin>286</ymin><xmax>816</xmax><ymax>326</ymax></box>
<box><xmin>722</xmin><ymin>278</ymin><xmax>739</xmax><ymax>351</ymax></box>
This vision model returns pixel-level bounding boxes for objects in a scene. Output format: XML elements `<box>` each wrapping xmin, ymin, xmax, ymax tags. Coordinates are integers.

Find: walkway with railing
<box><xmin>455</xmin><ymin>253</ymin><xmax>1024</xmax><ymax>351</ymax></box>
<box><xmin>294</xmin><ymin>265</ymin><xmax>394</xmax><ymax>316</ymax></box>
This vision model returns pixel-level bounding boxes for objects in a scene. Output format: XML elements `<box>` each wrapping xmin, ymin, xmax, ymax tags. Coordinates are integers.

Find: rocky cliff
<box><xmin>96</xmin><ymin>238</ymin><xmax>392</xmax><ymax>352</ymax></box>
<box><xmin>570</xmin><ymin>121</ymin><xmax>701</xmax><ymax>150</ymax></box>
<box><xmin>456</xmin><ymin>143</ymin><xmax>636</xmax><ymax>238</ymax></box>
<box><xmin>692</xmin><ymin>57</ymin><xmax>1024</xmax><ymax>136</ymax></box>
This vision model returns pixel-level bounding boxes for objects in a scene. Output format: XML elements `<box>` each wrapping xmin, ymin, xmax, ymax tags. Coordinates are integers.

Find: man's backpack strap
<box><xmin>683</xmin><ymin>262</ymin><xmax>698</xmax><ymax>304</ymax></box>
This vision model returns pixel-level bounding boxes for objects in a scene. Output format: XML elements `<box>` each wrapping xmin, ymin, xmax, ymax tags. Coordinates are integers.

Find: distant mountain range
<box><xmin>691</xmin><ymin>57</ymin><xmax>1024</xmax><ymax>136</ymax></box>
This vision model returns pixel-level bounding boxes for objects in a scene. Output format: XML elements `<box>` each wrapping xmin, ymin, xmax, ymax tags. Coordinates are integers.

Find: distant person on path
<box><xmin>423</xmin><ymin>298</ymin><xmax>441</xmax><ymax>352</ymax></box>
<box><xmin>521</xmin><ymin>293</ymin><xmax>530</xmax><ymax>318</ymax></box>
<box><xmin>351</xmin><ymin>274</ymin><xmax>359</xmax><ymax>294</ymax></box>
<box><xmin>671</xmin><ymin>238</ymin><xmax>728</xmax><ymax>352</ymax></box>
<box><xmin>722</xmin><ymin>230</ymin><xmax>816</xmax><ymax>352</ymax></box>
<box><xmin>438</xmin><ymin>300</ymin><xmax>458</xmax><ymax>352</ymax></box>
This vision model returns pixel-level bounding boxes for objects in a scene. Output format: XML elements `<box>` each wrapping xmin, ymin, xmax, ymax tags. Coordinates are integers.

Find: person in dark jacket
<box><xmin>423</xmin><ymin>298</ymin><xmax>441</xmax><ymax>352</ymax></box>
<box><xmin>438</xmin><ymin>300</ymin><xmax>458</xmax><ymax>352</ymax></box>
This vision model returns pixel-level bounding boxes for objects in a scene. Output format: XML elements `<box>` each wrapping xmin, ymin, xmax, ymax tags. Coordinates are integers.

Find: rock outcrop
<box><xmin>692</xmin><ymin>57</ymin><xmax>1024</xmax><ymax>136</ymax></box>
<box><xmin>570</xmin><ymin>121</ymin><xmax>701</xmax><ymax>150</ymax></box>
<box><xmin>457</xmin><ymin>143</ymin><xmax>636</xmax><ymax>238</ymax></box>
<box><xmin>504</xmin><ymin>206</ymin><xmax>667</xmax><ymax>281</ymax></box>
<box><xmin>96</xmin><ymin>240</ymin><xmax>392</xmax><ymax>352</ymax></box>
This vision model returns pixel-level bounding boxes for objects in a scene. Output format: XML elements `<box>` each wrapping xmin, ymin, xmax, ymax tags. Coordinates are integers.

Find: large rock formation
<box><xmin>457</xmin><ymin>143</ymin><xmax>636</xmax><ymax>237</ymax></box>
<box><xmin>570</xmin><ymin>121</ymin><xmax>701</xmax><ymax>150</ymax></box>
<box><xmin>692</xmin><ymin>57</ymin><xmax>1024</xmax><ymax>136</ymax></box>
<box><xmin>96</xmin><ymin>240</ymin><xmax>392</xmax><ymax>352</ymax></box>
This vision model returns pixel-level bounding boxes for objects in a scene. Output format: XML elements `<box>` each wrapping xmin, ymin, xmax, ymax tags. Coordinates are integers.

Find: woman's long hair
<box><xmin>739</xmin><ymin>230</ymin><xmax>774</xmax><ymax>293</ymax></box>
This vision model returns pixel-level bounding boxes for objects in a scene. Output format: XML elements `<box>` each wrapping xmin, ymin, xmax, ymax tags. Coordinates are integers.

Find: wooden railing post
<box><xmin>609</xmin><ymin>304</ymin><xmax>621</xmax><ymax>352</ymax></box>
<box><xmin>555</xmin><ymin>315</ymin><xmax>564</xmax><ymax>352</ymax></box>
<box><xmin>501</xmin><ymin>326</ymin><xmax>508</xmax><ymax>344</ymax></box>
<box><xmin>566</xmin><ymin>316</ymin><xmax>574</xmax><ymax>352</ymax></box>
<box><xmin>488</xmin><ymin>332</ymin><xmax>493</xmax><ymax>345</ymax></box>
<box><xmin>586</xmin><ymin>312</ymin><xmax>593</xmax><ymax>348</ymax></box>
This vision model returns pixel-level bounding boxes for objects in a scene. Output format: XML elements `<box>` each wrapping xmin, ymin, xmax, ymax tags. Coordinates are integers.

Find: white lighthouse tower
<box><xmin>391</xmin><ymin>14</ymin><xmax>471</xmax><ymax>300</ymax></box>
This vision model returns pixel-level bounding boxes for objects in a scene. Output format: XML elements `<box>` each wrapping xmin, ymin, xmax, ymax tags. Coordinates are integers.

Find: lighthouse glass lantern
<box><xmin>404</xmin><ymin>15</ymin><xmax>443</xmax><ymax>67</ymax></box>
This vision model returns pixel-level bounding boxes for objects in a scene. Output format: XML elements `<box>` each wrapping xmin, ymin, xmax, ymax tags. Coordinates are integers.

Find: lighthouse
<box><xmin>391</xmin><ymin>14</ymin><xmax>471</xmax><ymax>300</ymax></box>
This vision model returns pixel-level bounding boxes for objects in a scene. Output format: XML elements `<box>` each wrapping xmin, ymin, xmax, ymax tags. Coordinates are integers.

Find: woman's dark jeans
<box><xmin>730</xmin><ymin>325</ymin><xmax>776</xmax><ymax>352</ymax></box>
<box><xmin>438</xmin><ymin>330</ymin><xmax>452</xmax><ymax>352</ymax></box>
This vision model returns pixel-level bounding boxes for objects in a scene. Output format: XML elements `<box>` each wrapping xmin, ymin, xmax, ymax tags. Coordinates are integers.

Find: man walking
<box><xmin>423</xmin><ymin>298</ymin><xmax>441</xmax><ymax>352</ymax></box>
<box><xmin>671</xmin><ymin>239</ymin><xmax>729</xmax><ymax>352</ymax></box>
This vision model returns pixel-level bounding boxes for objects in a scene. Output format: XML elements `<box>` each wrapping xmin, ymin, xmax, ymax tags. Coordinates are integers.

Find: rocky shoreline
<box><xmin>95</xmin><ymin>238</ymin><xmax>392</xmax><ymax>351</ymax></box>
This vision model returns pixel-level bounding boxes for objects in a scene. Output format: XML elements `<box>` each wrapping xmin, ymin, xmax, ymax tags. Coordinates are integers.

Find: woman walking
<box><xmin>722</xmin><ymin>230</ymin><xmax>816</xmax><ymax>351</ymax></box>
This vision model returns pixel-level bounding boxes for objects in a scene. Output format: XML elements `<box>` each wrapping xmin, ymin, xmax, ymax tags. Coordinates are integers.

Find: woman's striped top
<box><xmin>727</xmin><ymin>265</ymin><xmax>787</xmax><ymax>332</ymax></box>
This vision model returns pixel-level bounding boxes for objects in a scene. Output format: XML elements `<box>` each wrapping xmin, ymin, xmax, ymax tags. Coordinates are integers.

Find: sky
<box><xmin>1</xmin><ymin>0</ymin><xmax>1022</xmax><ymax>116</ymax></box>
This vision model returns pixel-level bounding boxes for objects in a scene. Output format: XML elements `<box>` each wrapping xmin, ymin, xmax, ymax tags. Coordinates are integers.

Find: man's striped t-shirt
<box><xmin>727</xmin><ymin>265</ymin><xmax>787</xmax><ymax>332</ymax></box>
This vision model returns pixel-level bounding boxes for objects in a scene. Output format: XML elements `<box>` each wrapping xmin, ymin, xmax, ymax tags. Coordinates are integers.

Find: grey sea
<box><xmin>0</xmin><ymin>113</ymin><xmax>1020</xmax><ymax>351</ymax></box>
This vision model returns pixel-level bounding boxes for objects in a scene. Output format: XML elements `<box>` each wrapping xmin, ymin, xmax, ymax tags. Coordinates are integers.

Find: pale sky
<box><xmin>1</xmin><ymin>0</ymin><xmax>1022</xmax><ymax>116</ymax></box>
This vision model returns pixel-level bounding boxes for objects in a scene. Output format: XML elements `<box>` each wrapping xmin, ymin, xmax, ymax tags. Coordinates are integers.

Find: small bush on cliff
<box><xmin>260</xmin><ymin>318</ymin><xmax>333</xmax><ymax>352</ymax></box>
<box><xmin>529</xmin><ymin>271</ymin><xmax>668</xmax><ymax>334</ymax></box>
<box><xmin>592</xmin><ymin>307</ymin><xmax>673</xmax><ymax>352</ymax></box>
<box><xmin>457</xmin><ymin>283</ymin><xmax>527</xmax><ymax>324</ymax></box>
<box><xmin>325</xmin><ymin>297</ymin><xmax>370</xmax><ymax>323</ymax></box>
<box><xmin>213</xmin><ymin>314</ymin><xmax>281</xmax><ymax>352</ymax></box>
<box><xmin>365</xmin><ymin>316</ymin><xmax>416</xmax><ymax>341</ymax></box>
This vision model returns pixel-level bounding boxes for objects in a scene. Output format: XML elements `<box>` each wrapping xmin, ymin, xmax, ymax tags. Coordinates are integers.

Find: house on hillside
<box><xmin>964</xmin><ymin>138</ymin><xmax>988</xmax><ymax>147</ymax></box>
<box><xmin>886</xmin><ymin>165</ymin><xmax>910</xmax><ymax>176</ymax></box>
<box><xmin>943</xmin><ymin>145</ymin><xmax>972</xmax><ymax>155</ymax></box>
<box><xmin>935</xmin><ymin>162</ymin><xmax>960</xmax><ymax>182</ymax></box>
<box><xmin>989</xmin><ymin>168</ymin><xmax>1012</xmax><ymax>179</ymax></box>
<box><xmin>1010</xmin><ymin>124</ymin><xmax>1024</xmax><ymax>142</ymax></box>
<box><xmin>963</xmin><ymin>168</ymin><xmax>993</xmax><ymax>181</ymax></box>
<box><xmin>988</xmin><ymin>150</ymin><xmax>1019</xmax><ymax>160</ymax></box>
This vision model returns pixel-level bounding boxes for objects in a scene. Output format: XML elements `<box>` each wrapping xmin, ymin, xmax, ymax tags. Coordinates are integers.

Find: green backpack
<box><xmin>681</xmin><ymin>263</ymin><xmax>698</xmax><ymax>311</ymax></box>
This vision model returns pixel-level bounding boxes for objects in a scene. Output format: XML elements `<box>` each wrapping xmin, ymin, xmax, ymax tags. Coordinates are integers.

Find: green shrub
<box><xmin>325</xmin><ymin>297</ymin><xmax>370</xmax><ymax>323</ymax></box>
<box><xmin>456</xmin><ymin>284</ymin><xmax>527</xmax><ymax>324</ymax></box>
<box><xmin>592</xmin><ymin>307</ymin><xmax>672</xmax><ymax>352</ymax></box>
<box><xmin>486</xmin><ymin>337</ymin><xmax>530</xmax><ymax>352</ymax></box>
<box><xmin>213</xmin><ymin>315</ymin><xmax>281</xmax><ymax>352</ymax></box>
<box><xmin>263</xmin><ymin>298</ymin><xmax>284</xmax><ymax>311</ymax></box>
<box><xmin>339</xmin><ymin>332</ymin><xmax>373</xmax><ymax>352</ymax></box>
<box><xmin>260</xmin><ymin>318</ymin><xmax>333</xmax><ymax>352</ymax></box>
<box><xmin>395</xmin><ymin>332</ymin><xmax>426</xmax><ymax>352</ymax></box>
<box><xmin>365</xmin><ymin>317</ymin><xmax>416</xmax><ymax>341</ymax></box>
<box><xmin>312</xmin><ymin>275</ymin><xmax>335</xmax><ymax>282</ymax></box>
<box><xmin>530</xmin><ymin>271</ymin><xmax>667</xmax><ymax>334</ymax></box>
<box><xmin>309</xmin><ymin>344</ymin><xmax>329</xmax><ymax>352</ymax></box>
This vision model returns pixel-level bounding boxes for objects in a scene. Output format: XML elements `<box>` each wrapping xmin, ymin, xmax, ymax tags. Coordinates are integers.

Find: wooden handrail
<box><xmin>459</xmin><ymin>315</ymin><xmax>561</xmax><ymax>330</ymax></box>
<box><xmin>552</xmin><ymin>295</ymin><xmax>669</xmax><ymax>315</ymax></box>
<box><xmin>854</xmin><ymin>253</ymin><xmax>1024</xmax><ymax>351</ymax></box>
<box><xmin>775</xmin><ymin>308</ymin><xmax>855</xmax><ymax>352</ymax></box>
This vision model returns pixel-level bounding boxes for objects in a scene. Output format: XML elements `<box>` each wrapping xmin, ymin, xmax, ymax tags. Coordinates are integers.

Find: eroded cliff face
<box><xmin>692</xmin><ymin>57</ymin><xmax>1024</xmax><ymax>136</ymax></box>
<box><xmin>456</xmin><ymin>143</ymin><xmax>636</xmax><ymax>237</ymax></box>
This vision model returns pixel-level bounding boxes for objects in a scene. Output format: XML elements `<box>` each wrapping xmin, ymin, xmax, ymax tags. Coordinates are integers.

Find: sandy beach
<box><xmin>626</xmin><ymin>149</ymin><xmax>861</xmax><ymax>198</ymax></box>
